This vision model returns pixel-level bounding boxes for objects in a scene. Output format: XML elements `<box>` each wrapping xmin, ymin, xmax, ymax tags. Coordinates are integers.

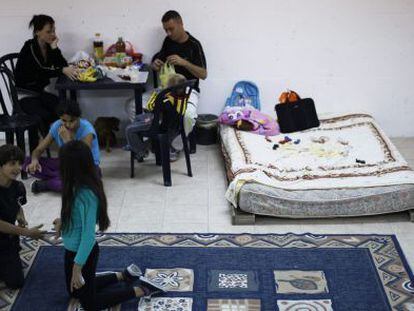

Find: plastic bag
<box><xmin>102</xmin><ymin>66</ymin><xmax>148</xmax><ymax>83</ymax></box>
<box><xmin>69</xmin><ymin>51</ymin><xmax>95</xmax><ymax>67</ymax></box>
<box><xmin>159</xmin><ymin>63</ymin><xmax>176</xmax><ymax>88</ymax></box>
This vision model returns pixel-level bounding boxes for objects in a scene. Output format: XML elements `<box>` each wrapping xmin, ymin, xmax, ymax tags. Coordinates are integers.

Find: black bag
<box><xmin>275</xmin><ymin>98</ymin><xmax>320</xmax><ymax>133</ymax></box>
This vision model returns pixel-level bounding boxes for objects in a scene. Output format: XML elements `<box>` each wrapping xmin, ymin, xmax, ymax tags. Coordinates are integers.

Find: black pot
<box><xmin>195</xmin><ymin>114</ymin><xmax>218</xmax><ymax>145</ymax></box>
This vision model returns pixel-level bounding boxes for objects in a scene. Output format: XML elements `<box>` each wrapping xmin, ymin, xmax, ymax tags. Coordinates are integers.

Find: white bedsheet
<box><xmin>220</xmin><ymin>114</ymin><xmax>414</xmax><ymax>206</ymax></box>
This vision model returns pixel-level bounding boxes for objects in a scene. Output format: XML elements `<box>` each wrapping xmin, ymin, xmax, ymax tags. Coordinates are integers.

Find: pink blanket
<box><xmin>219</xmin><ymin>107</ymin><xmax>280</xmax><ymax>136</ymax></box>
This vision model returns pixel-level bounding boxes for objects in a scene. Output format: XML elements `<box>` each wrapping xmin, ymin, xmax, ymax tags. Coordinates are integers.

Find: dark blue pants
<box><xmin>64</xmin><ymin>243</ymin><xmax>136</xmax><ymax>311</ymax></box>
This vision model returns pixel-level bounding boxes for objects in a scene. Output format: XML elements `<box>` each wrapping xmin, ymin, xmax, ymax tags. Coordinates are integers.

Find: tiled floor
<box><xmin>14</xmin><ymin>137</ymin><xmax>414</xmax><ymax>268</ymax></box>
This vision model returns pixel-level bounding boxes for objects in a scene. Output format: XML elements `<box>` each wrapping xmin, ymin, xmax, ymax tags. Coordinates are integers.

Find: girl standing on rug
<box><xmin>0</xmin><ymin>145</ymin><xmax>45</xmax><ymax>289</ymax></box>
<box><xmin>54</xmin><ymin>140</ymin><xmax>164</xmax><ymax>310</ymax></box>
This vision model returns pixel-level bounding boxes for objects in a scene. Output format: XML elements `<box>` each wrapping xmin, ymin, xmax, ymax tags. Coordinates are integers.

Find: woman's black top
<box><xmin>15</xmin><ymin>38</ymin><xmax>68</xmax><ymax>92</ymax></box>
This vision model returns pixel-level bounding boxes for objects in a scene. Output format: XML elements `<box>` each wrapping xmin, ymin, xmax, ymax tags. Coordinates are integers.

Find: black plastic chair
<box><xmin>150</xmin><ymin>58</ymin><xmax>197</xmax><ymax>154</ymax></box>
<box><xmin>0</xmin><ymin>66</ymin><xmax>40</xmax><ymax>179</ymax></box>
<box><xmin>0</xmin><ymin>53</ymin><xmax>51</xmax><ymax>158</ymax></box>
<box><xmin>0</xmin><ymin>53</ymin><xmax>40</xmax><ymax>98</ymax></box>
<box><xmin>0</xmin><ymin>53</ymin><xmax>18</xmax><ymax>76</ymax></box>
<box><xmin>130</xmin><ymin>80</ymin><xmax>196</xmax><ymax>186</ymax></box>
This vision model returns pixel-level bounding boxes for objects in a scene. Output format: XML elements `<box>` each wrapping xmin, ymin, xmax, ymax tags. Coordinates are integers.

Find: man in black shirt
<box><xmin>0</xmin><ymin>145</ymin><xmax>45</xmax><ymax>289</ymax></box>
<box><xmin>152</xmin><ymin>10</ymin><xmax>207</xmax><ymax>158</ymax></box>
<box><xmin>152</xmin><ymin>10</ymin><xmax>207</xmax><ymax>90</ymax></box>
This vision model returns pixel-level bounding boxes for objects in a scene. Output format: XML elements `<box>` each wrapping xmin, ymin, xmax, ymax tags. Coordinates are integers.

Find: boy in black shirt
<box><xmin>152</xmin><ymin>10</ymin><xmax>207</xmax><ymax>158</ymax></box>
<box><xmin>0</xmin><ymin>145</ymin><xmax>45</xmax><ymax>289</ymax></box>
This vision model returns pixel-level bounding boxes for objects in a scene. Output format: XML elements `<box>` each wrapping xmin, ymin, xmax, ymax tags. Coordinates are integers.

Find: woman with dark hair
<box><xmin>53</xmin><ymin>140</ymin><xmax>164</xmax><ymax>310</ymax></box>
<box><xmin>15</xmin><ymin>14</ymin><xmax>79</xmax><ymax>135</ymax></box>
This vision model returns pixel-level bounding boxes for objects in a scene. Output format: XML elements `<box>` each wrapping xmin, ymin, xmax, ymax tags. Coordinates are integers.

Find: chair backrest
<box><xmin>151</xmin><ymin>79</ymin><xmax>197</xmax><ymax>133</ymax></box>
<box><xmin>0</xmin><ymin>53</ymin><xmax>19</xmax><ymax>77</ymax></box>
<box><xmin>0</xmin><ymin>66</ymin><xmax>22</xmax><ymax>116</ymax></box>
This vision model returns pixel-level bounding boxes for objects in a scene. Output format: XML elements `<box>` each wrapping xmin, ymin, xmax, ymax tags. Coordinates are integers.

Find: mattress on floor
<box><xmin>220</xmin><ymin>113</ymin><xmax>414</xmax><ymax>217</ymax></box>
<box><xmin>238</xmin><ymin>183</ymin><xmax>414</xmax><ymax>218</ymax></box>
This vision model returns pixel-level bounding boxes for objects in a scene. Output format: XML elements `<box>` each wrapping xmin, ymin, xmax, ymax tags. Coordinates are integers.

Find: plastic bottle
<box><xmin>116</xmin><ymin>37</ymin><xmax>125</xmax><ymax>53</ymax></box>
<box><xmin>115</xmin><ymin>37</ymin><xmax>126</xmax><ymax>66</ymax></box>
<box><xmin>93</xmin><ymin>33</ymin><xmax>104</xmax><ymax>63</ymax></box>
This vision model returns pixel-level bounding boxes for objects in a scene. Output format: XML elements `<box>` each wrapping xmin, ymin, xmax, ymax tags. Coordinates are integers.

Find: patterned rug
<box><xmin>1</xmin><ymin>233</ymin><xmax>414</xmax><ymax>310</ymax></box>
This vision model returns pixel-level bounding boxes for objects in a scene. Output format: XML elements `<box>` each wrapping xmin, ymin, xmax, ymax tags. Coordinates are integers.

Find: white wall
<box><xmin>1</xmin><ymin>0</ymin><xmax>413</xmax><ymax>136</ymax></box>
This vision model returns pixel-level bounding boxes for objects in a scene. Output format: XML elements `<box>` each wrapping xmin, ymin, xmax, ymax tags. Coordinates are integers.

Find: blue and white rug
<box><xmin>1</xmin><ymin>233</ymin><xmax>414</xmax><ymax>310</ymax></box>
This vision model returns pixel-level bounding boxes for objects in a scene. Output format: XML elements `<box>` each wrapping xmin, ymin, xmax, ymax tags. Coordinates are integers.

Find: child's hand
<box><xmin>26</xmin><ymin>224</ymin><xmax>46</xmax><ymax>240</ymax></box>
<box><xmin>16</xmin><ymin>208</ymin><xmax>28</xmax><ymax>228</ymax></box>
<box><xmin>71</xmin><ymin>264</ymin><xmax>85</xmax><ymax>292</ymax></box>
<box><xmin>27</xmin><ymin>159</ymin><xmax>42</xmax><ymax>174</ymax></box>
<box><xmin>52</xmin><ymin>218</ymin><xmax>62</xmax><ymax>240</ymax></box>
<box><xmin>58</xmin><ymin>126</ymin><xmax>74</xmax><ymax>143</ymax></box>
<box><xmin>17</xmin><ymin>218</ymin><xmax>28</xmax><ymax>228</ymax></box>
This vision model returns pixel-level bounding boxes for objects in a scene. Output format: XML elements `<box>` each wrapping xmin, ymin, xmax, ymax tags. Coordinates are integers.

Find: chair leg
<box><xmin>158</xmin><ymin>133</ymin><xmax>171</xmax><ymax>186</ymax></box>
<box><xmin>189</xmin><ymin>130</ymin><xmax>197</xmax><ymax>154</ymax></box>
<box><xmin>181</xmin><ymin>130</ymin><xmax>193</xmax><ymax>177</ymax></box>
<box><xmin>5</xmin><ymin>130</ymin><xmax>14</xmax><ymax>145</ymax></box>
<box><xmin>130</xmin><ymin>151</ymin><xmax>135</xmax><ymax>178</ymax></box>
<box><xmin>153</xmin><ymin>137</ymin><xmax>161</xmax><ymax>166</ymax></box>
<box><xmin>16</xmin><ymin>129</ymin><xmax>27</xmax><ymax>180</ymax></box>
<box><xmin>28</xmin><ymin>127</ymin><xmax>39</xmax><ymax>153</ymax></box>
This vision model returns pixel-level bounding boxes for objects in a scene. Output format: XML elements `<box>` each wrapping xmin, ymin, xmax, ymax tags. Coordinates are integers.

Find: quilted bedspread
<box><xmin>220</xmin><ymin>114</ymin><xmax>414</xmax><ymax>206</ymax></box>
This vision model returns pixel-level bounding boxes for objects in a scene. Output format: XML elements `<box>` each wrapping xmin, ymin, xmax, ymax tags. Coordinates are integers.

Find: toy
<box><xmin>311</xmin><ymin>136</ymin><xmax>329</xmax><ymax>144</ymax></box>
<box><xmin>278</xmin><ymin>136</ymin><xmax>294</xmax><ymax>144</ymax></box>
<box><xmin>279</xmin><ymin>90</ymin><xmax>300</xmax><ymax>104</ymax></box>
<box><xmin>219</xmin><ymin>107</ymin><xmax>280</xmax><ymax>136</ymax></box>
<box><xmin>337</xmin><ymin>138</ymin><xmax>349</xmax><ymax>145</ymax></box>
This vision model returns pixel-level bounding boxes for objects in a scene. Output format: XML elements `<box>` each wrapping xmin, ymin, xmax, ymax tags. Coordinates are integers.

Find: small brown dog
<box><xmin>94</xmin><ymin>117</ymin><xmax>120</xmax><ymax>152</ymax></box>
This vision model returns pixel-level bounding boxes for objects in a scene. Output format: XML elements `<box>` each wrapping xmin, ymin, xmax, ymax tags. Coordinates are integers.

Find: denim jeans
<box><xmin>125</xmin><ymin>113</ymin><xmax>154</xmax><ymax>157</ymax></box>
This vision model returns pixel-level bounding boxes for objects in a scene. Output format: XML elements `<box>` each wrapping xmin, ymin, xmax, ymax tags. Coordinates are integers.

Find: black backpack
<box><xmin>275</xmin><ymin>98</ymin><xmax>320</xmax><ymax>133</ymax></box>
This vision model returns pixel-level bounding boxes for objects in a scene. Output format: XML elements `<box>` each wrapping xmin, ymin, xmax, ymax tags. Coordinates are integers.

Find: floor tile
<box><xmin>164</xmin><ymin>204</ymin><xmax>208</xmax><ymax>224</ymax></box>
<box><xmin>167</xmin><ymin>186</ymin><xmax>209</xmax><ymax>206</ymax></box>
